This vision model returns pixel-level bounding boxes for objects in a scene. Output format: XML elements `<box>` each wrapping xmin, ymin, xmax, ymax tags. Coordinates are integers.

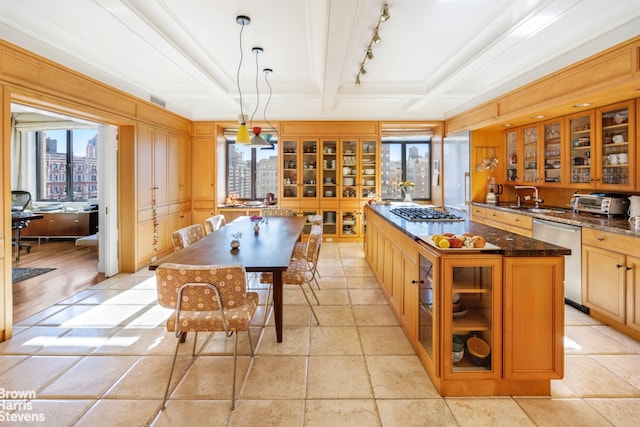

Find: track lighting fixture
<box><xmin>235</xmin><ymin>15</ymin><xmax>251</xmax><ymax>143</ymax></box>
<box><xmin>355</xmin><ymin>3</ymin><xmax>390</xmax><ymax>86</ymax></box>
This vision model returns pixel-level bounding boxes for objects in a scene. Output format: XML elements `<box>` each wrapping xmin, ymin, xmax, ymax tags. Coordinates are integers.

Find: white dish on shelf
<box><xmin>452</xmin><ymin>308</ymin><xmax>469</xmax><ymax>318</ymax></box>
<box><xmin>343</xmin><ymin>220</ymin><xmax>355</xmax><ymax>225</ymax></box>
<box><xmin>365</xmin><ymin>180</ymin><xmax>375</xmax><ymax>186</ymax></box>
<box><xmin>420</xmin><ymin>235</ymin><xmax>501</xmax><ymax>251</ymax></box>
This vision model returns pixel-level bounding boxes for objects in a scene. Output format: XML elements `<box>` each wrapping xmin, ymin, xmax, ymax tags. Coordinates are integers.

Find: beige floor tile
<box><xmin>307</xmin><ymin>355</ymin><xmax>372</xmax><ymax>399</ymax></box>
<box><xmin>366</xmin><ymin>355</ymin><xmax>440</xmax><ymax>398</ymax></box>
<box><xmin>564</xmin><ymin>306</ymin><xmax>603</xmax><ymax>326</ymax></box>
<box><xmin>590</xmin><ymin>354</ymin><xmax>640</xmax><ymax>390</ymax></box>
<box><xmin>352</xmin><ymin>305</ymin><xmax>400</xmax><ymax>326</ymax></box>
<box><xmin>125</xmin><ymin>304</ymin><xmax>170</xmax><ymax>328</ymax></box>
<box><xmin>58</xmin><ymin>289</ymin><xmax>100</xmax><ymax>304</ymax></box>
<box><xmin>315</xmin><ymin>289</ymin><xmax>350</xmax><ymax>305</ymax></box>
<box><xmin>1</xmin><ymin>355</ymin><xmax>80</xmax><ymax>393</ymax></box>
<box><xmin>309</xmin><ymin>326</ymin><xmax>362</xmax><ymax>355</ymax></box>
<box><xmin>91</xmin><ymin>326</ymin><xmax>167</xmax><ymax>355</ymax></box>
<box><xmin>359</xmin><ymin>326</ymin><xmax>415</xmax><ymax>355</ymax></box>
<box><xmin>256</xmin><ymin>326</ymin><xmax>310</xmax><ymax>355</ymax></box>
<box><xmin>345</xmin><ymin>266</ymin><xmax>374</xmax><ymax>277</ymax></box>
<box><xmin>40</xmin><ymin>304</ymin><xmax>147</xmax><ymax>327</ymax></box>
<box><xmin>12</xmin><ymin>305</ymin><xmax>67</xmax><ymax>327</ymax></box>
<box><xmin>0</xmin><ymin>326</ymin><xmax>71</xmax><ymax>354</ymax></box>
<box><xmin>305</xmin><ymin>399</ymin><xmax>379</xmax><ymax>427</ymax></box>
<box><xmin>143</xmin><ymin>329</ymin><xmax>210</xmax><ymax>356</ymax></box>
<box><xmin>72</xmin><ymin>289</ymin><xmax>130</xmax><ymax>305</ymax></box>
<box><xmin>171</xmin><ymin>355</ymin><xmax>252</xmax><ymax>400</ymax></box>
<box><xmin>241</xmin><ymin>355</ymin><xmax>307</xmax><ymax>400</ymax></box>
<box><xmin>550</xmin><ymin>378</ymin><xmax>579</xmax><ymax>397</ymax></box>
<box><xmin>200</xmin><ymin>329</ymin><xmax>256</xmax><ymax>356</ymax></box>
<box><xmin>565</xmin><ymin>325</ymin><xmax>636</xmax><ymax>355</ymax></box>
<box><xmin>377</xmin><ymin>398</ymin><xmax>457</xmax><ymax>427</ymax></box>
<box><xmin>314</xmin><ymin>275</ymin><xmax>347</xmax><ymax>289</ymax></box>
<box><xmin>515</xmin><ymin>397</ymin><xmax>612</xmax><ymax>426</ymax></box>
<box><xmin>0</xmin><ymin>355</ymin><xmax>27</xmax><ymax>375</ymax></box>
<box><xmin>74</xmin><ymin>399</ymin><xmax>160</xmax><ymax>427</ymax></box>
<box><xmin>32</xmin><ymin>305</ymin><xmax>94</xmax><ymax>326</ymax></box>
<box><xmin>94</xmin><ymin>288</ymin><xmax>158</xmax><ymax>305</ymax></box>
<box><xmin>39</xmin><ymin>355</ymin><xmax>138</xmax><ymax>398</ymax></box>
<box><xmin>586</xmin><ymin>397</ymin><xmax>640</xmax><ymax>426</ymax></box>
<box><xmin>592</xmin><ymin>325</ymin><xmax>640</xmax><ymax>353</ymax></box>
<box><xmin>6</xmin><ymin>399</ymin><xmax>94</xmax><ymax>427</ymax></box>
<box><xmin>317</xmin><ymin>265</ymin><xmax>345</xmax><ymax>276</ymax></box>
<box><xmin>346</xmin><ymin>276</ymin><xmax>380</xmax><ymax>288</ymax></box>
<box><xmin>342</xmin><ymin>258</ymin><xmax>370</xmax><ymax>267</ymax></box>
<box><xmin>349</xmin><ymin>289</ymin><xmax>388</xmax><ymax>305</ymax></box>
<box><xmin>446</xmin><ymin>397</ymin><xmax>535</xmax><ymax>426</ymax></box>
<box><xmin>35</xmin><ymin>327</ymin><xmax>118</xmax><ymax>355</ymax></box>
<box><xmin>105</xmin><ymin>355</ymin><xmax>192</xmax><ymax>399</ymax></box>
<box><xmin>152</xmin><ymin>400</ymin><xmax>231</xmax><ymax>426</ymax></box>
<box><xmin>228</xmin><ymin>399</ymin><xmax>305</xmax><ymax>427</ymax></box>
<box><xmin>314</xmin><ymin>305</ymin><xmax>356</xmax><ymax>326</ymax></box>
<box><xmin>561</xmin><ymin>355</ymin><xmax>640</xmax><ymax>397</ymax></box>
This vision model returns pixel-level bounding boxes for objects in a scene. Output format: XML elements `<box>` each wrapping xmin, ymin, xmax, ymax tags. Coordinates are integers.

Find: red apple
<box><xmin>448</xmin><ymin>237</ymin><xmax>463</xmax><ymax>248</ymax></box>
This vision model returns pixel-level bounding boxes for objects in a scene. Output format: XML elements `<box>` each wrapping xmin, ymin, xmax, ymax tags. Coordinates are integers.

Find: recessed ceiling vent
<box><xmin>150</xmin><ymin>95</ymin><xmax>166</xmax><ymax>108</ymax></box>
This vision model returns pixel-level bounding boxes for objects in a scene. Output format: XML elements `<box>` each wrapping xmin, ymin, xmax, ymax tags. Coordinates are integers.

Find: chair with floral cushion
<box><xmin>261</xmin><ymin>208</ymin><xmax>294</xmax><ymax>217</ymax></box>
<box><xmin>172</xmin><ymin>224</ymin><xmax>205</xmax><ymax>252</ymax></box>
<box><xmin>204</xmin><ymin>214</ymin><xmax>226</xmax><ymax>235</ymax></box>
<box><xmin>155</xmin><ymin>263</ymin><xmax>258</xmax><ymax>410</ymax></box>
<box><xmin>260</xmin><ymin>225</ymin><xmax>322</xmax><ymax>325</ymax></box>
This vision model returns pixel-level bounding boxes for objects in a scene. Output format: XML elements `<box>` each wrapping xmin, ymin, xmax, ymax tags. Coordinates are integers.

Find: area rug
<box><xmin>12</xmin><ymin>268</ymin><xmax>56</xmax><ymax>283</ymax></box>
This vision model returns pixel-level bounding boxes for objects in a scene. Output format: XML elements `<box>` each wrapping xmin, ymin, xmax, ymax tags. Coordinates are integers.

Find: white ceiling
<box><xmin>1</xmin><ymin>0</ymin><xmax>639</xmax><ymax>122</ymax></box>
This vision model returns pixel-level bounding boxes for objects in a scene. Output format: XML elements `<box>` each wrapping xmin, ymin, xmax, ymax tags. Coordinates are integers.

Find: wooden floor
<box><xmin>12</xmin><ymin>238</ymin><xmax>105</xmax><ymax>323</ymax></box>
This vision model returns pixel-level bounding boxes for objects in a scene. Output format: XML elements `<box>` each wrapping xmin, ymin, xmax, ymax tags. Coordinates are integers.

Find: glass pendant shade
<box><xmin>236</xmin><ymin>123</ymin><xmax>251</xmax><ymax>144</ymax></box>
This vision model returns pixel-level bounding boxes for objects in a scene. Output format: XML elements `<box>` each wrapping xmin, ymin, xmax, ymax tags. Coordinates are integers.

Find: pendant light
<box><xmin>249</xmin><ymin>47</ymin><xmax>272</xmax><ymax>148</ymax></box>
<box><xmin>235</xmin><ymin>15</ymin><xmax>251</xmax><ymax>144</ymax></box>
<box><xmin>262</xmin><ymin>67</ymin><xmax>276</xmax><ymax>148</ymax></box>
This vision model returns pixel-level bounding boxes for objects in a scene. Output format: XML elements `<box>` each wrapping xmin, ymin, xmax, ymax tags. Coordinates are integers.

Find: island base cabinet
<box><xmin>503</xmin><ymin>257</ymin><xmax>564</xmax><ymax>381</ymax></box>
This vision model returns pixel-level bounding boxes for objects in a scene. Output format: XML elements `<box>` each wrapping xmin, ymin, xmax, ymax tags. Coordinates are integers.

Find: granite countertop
<box><xmin>473</xmin><ymin>202</ymin><xmax>640</xmax><ymax>238</ymax></box>
<box><xmin>365</xmin><ymin>203</ymin><xmax>571</xmax><ymax>257</ymax></box>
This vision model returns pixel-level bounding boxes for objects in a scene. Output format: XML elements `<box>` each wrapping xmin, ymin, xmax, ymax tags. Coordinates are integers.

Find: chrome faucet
<box><xmin>514</xmin><ymin>185</ymin><xmax>543</xmax><ymax>208</ymax></box>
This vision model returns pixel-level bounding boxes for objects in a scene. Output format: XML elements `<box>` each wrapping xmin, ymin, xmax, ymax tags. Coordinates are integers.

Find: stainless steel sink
<box><xmin>524</xmin><ymin>207</ymin><xmax>568</xmax><ymax>214</ymax></box>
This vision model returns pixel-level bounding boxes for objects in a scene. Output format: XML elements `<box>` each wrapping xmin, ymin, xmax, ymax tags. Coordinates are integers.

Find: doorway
<box><xmin>10</xmin><ymin>103</ymin><xmax>119</xmax><ymax>320</ymax></box>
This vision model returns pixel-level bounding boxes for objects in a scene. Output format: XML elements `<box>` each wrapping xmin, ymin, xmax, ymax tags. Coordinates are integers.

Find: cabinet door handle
<box><xmin>625</xmin><ymin>266</ymin><xmax>632</xmax><ymax>271</ymax></box>
<box><xmin>597</xmin><ymin>237</ymin><xmax>604</xmax><ymax>241</ymax></box>
<box><xmin>616</xmin><ymin>264</ymin><xmax>624</xmax><ymax>269</ymax></box>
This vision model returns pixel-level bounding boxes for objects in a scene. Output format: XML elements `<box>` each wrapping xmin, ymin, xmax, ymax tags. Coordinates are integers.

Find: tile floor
<box><xmin>2</xmin><ymin>242</ymin><xmax>640</xmax><ymax>426</ymax></box>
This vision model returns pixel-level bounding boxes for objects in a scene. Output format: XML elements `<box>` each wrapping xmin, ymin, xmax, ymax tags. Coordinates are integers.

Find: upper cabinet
<box><xmin>595</xmin><ymin>101</ymin><xmax>635</xmax><ymax>190</ymax></box>
<box><xmin>281</xmin><ymin>139</ymin><xmax>319</xmax><ymax>201</ymax></box>
<box><xmin>340</xmin><ymin>139</ymin><xmax>378</xmax><ymax>200</ymax></box>
<box><xmin>503</xmin><ymin>99</ymin><xmax>637</xmax><ymax>191</ymax></box>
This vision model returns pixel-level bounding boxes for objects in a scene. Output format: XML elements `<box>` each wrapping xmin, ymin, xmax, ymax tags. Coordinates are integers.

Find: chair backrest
<box><xmin>172</xmin><ymin>224</ymin><xmax>205</xmax><ymax>252</ymax></box>
<box><xmin>261</xmin><ymin>208</ymin><xmax>293</xmax><ymax>217</ymax></box>
<box><xmin>305</xmin><ymin>225</ymin><xmax>323</xmax><ymax>263</ymax></box>
<box><xmin>11</xmin><ymin>191</ymin><xmax>31</xmax><ymax>211</ymax></box>
<box><xmin>309</xmin><ymin>215</ymin><xmax>323</xmax><ymax>225</ymax></box>
<box><xmin>155</xmin><ymin>263</ymin><xmax>248</xmax><ymax>311</ymax></box>
<box><xmin>204</xmin><ymin>215</ymin><xmax>226</xmax><ymax>235</ymax></box>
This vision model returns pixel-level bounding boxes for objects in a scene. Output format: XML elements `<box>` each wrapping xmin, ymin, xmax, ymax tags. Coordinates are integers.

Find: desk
<box><xmin>149</xmin><ymin>216</ymin><xmax>306</xmax><ymax>342</ymax></box>
<box><xmin>12</xmin><ymin>211</ymin><xmax>43</xmax><ymax>261</ymax></box>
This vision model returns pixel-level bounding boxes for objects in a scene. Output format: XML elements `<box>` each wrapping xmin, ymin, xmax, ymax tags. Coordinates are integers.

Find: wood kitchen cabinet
<box><xmin>594</xmin><ymin>100</ymin><xmax>635</xmax><ymax>190</ymax></box>
<box><xmin>281</xmin><ymin>139</ymin><xmax>319</xmax><ymax>202</ymax></box>
<box><xmin>582</xmin><ymin>227</ymin><xmax>640</xmax><ymax>339</ymax></box>
<box><xmin>366</xmin><ymin>206</ymin><xmax>563</xmax><ymax>396</ymax></box>
<box><xmin>483</xmin><ymin>206</ymin><xmax>533</xmax><ymax>237</ymax></box>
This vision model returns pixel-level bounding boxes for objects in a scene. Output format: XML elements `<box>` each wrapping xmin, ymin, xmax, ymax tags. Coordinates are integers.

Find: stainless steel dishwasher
<box><xmin>532</xmin><ymin>219</ymin><xmax>586</xmax><ymax>312</ymax></box>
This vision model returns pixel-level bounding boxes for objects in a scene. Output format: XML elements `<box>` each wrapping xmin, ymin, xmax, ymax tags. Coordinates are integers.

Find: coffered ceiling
<box><xmin>1</xmin><ymin>0</ymin><xmax>639</xmax><ymax>122</ymax></box>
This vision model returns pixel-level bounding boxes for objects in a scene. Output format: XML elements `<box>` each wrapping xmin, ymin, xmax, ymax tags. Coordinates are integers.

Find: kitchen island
<box><xmin>364</xmin><ymin>203</ymin><xmax>569</xmax><ymax>397</ymax></box>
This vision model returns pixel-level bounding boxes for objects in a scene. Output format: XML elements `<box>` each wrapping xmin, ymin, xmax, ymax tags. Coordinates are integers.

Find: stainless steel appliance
<box><xmin>570</xmin><ymin>193</ymin><xmax>630</xmax><ymax>216</ymax></box>
<box><xmin>533</xmin><ymin>219</ymin><xmax>586</xmax><ymax>312</ymax></box>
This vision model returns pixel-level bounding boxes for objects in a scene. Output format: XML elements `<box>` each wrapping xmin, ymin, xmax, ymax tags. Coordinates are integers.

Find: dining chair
<box><xmin>260</xmin><ymin>225</ymin><xmax>322</xmax><ymax>325</ymax></box>
<box><xmin>155</xmin><ymin>263</ymin><xmax>258</xmax><ymax>410</ymax></box>
<box><xmin>292</xmin><ymin>219</ymin><xmax>323</xmax><ymax>287</ymax></box>
<box><xmin>204</xmin><ymin>214</ymin><xmax>226</xmax><ymax>235</ymax></box>
<box><xmin>261</xmin><ymin>208</ymin><xmax>294</xmax><ymax>217</ymax></box>
<box><xmin>172</xmin><ymin>224</ymin><xmax>205</xmax><ymax>252</ymax></box>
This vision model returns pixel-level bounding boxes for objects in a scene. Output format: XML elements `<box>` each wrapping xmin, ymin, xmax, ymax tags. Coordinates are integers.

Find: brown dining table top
<box><xmin>149</xmin><ymin>215</ymin><xmax>306</xmax><ymax>342</ymax></box>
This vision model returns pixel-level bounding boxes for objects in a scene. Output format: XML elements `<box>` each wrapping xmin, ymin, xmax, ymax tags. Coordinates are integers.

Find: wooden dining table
<box><xmin>149</xmin><ymin>215</ymin><xmax>306</xmax><ymax>343</ymax></box>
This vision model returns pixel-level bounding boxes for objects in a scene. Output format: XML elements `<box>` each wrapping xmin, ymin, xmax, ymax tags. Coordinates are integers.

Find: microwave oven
<box><xmin>570</xmin><ymin>193</ymin><xmax>629</xmax><ymax>216</ymax></box>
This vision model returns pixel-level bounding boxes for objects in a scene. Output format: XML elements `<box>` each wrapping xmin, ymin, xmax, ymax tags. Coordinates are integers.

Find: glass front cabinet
<box><xmin>418</xmin><ymin>250</ymin><xmax>502</xmax><ymax>383</ymax></box>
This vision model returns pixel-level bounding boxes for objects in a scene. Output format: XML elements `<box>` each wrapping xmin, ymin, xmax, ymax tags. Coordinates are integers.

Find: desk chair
<box><xmin>172</xmin><ymin>224</ymin><xmax>205</xmax><ymax>252</ymax></box>
<box><xmin>155</xmin><ymin>263</ymin><xmax>258</xmax><ymax>410</ymax></box>
<box><xmin>11</xmin><ymin>191</ymin><xmax>32</xmax><ymax>256</ymax></box>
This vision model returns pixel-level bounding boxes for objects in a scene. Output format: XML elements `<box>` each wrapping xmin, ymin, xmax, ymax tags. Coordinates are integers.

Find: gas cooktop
<box><xmin>390</xmin><ymin>207</ymin><xmax>464</xmax><ymax>222</ymax></box>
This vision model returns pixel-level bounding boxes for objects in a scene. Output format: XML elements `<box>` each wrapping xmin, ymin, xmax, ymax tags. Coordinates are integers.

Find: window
<box><xmin>226</xmin><ymin>141</ymin><xmax>278</xmax><ymax>200</ymax></box>
<box><xmin>36</xmin><ymin>129</ymin><xmax>99</xmax><ymax>201</ymax></box>
<box><xmin>381</xmin><ymin>137</ymin><xmax>432</xmax><ymax>200</ymax></box>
